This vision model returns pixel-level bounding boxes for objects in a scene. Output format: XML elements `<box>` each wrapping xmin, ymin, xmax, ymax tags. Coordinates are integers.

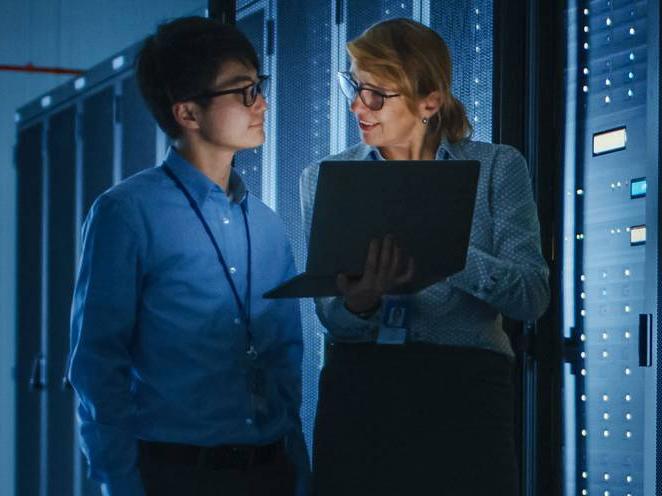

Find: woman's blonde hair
<box><xmin>347</xmin><ymin>18</ymin><xmax>471</xmax><ymax>143</ymax></box>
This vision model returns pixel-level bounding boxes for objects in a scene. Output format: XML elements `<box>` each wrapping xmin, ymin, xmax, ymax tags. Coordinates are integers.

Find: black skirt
<box><xmin>312</xmin><ymin>342</ymin><xmax>519</xmax><ymax>496</ymax></box>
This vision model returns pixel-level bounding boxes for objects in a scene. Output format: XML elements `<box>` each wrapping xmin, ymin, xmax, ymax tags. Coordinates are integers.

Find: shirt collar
<box><xmin>162</xmin><ymin>146</ymin><xmax>248</xmax><ymax>207</ymax></box>
<box><xmin>366</xmin><ymin>135</ymin><xmax>462</xmax><ymax>162</ymax></box>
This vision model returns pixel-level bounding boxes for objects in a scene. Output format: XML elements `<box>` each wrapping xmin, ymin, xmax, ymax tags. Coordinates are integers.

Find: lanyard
<box><xmin>162</xmin><ymin>165</ymin><xmax>256</xmax><ymax>359</ymax></box>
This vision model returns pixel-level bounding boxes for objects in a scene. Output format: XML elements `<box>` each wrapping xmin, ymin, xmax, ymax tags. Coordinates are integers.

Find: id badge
<box><xmin>377</xmin><ymin>297</ymin><xmax>409</xmax><ymax>345</ymax></box>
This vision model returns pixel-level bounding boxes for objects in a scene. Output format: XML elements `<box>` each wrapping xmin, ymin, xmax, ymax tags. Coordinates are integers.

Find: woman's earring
<box><xmin>422</xmin><ymin>117</ymin><xmax>429</xmax><ymax>125</ymax></box>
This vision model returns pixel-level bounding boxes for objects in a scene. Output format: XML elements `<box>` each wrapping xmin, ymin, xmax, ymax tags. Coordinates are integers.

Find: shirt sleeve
<box><xmin>299</xmin><ymin>165</ymin><xmax>382</xmax><ymax>342</ymax></box>
<box><xmin>68</xmin><ymin>194</ymin><xmax>145</xmax><ymax>495</ymax></box>
<box><xmin>447</xmin><ymin>146</ymin><xmax>550</xmax><ymax>321</ymax></box>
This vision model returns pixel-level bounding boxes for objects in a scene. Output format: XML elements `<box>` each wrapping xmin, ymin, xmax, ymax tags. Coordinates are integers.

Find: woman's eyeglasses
<box><xmin>193</xmin><ymin>75</ymin><xmax>270</xmax><ymax>107</ymax></box>
<box><xmin>337</xmin><ymin>71</ymin><xmax>401</xmax><ymax>111</ymax></box>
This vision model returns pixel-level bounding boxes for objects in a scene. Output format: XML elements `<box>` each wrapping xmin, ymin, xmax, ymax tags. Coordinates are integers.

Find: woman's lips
<box><xmin>359</xmin><ymin>121</ymin><xmax>379</xmax><ymax>132</ymax></box>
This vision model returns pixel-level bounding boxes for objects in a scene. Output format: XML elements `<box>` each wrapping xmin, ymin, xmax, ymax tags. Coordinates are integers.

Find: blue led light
<box><xmin>630</xmin><ymin>177</ymin><xmax>647</xmax><ymax>198</ymax></box>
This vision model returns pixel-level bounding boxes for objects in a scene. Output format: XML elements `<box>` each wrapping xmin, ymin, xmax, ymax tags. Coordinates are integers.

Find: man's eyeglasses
<box><xmin>337</xmin><ymin>71</ymin><xmax>401</xmax><ymax>111</ymax></box>
<box><xmin>193</xmin><ymin>75</ymin><xmax>270</xmax><ymax>107</ymax></box>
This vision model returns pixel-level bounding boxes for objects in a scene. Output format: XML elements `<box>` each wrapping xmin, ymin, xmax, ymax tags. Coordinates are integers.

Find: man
<box><xmin>68</xmin><ymin>16</ymin><xmax>308</xmax><ymax>496</ymax></box>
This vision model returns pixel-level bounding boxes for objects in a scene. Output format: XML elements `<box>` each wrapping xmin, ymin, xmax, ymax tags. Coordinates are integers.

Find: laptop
<box><xmin>264</xmin><ymin>159</ymin><xmax>480</xmax><ymax>298</ymax></box>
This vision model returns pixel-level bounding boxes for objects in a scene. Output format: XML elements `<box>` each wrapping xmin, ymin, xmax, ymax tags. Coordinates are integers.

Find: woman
<box><xmin>300</xmin><ymin>18</ymin><xmax>549</xmax><ymax>496</ymax></box>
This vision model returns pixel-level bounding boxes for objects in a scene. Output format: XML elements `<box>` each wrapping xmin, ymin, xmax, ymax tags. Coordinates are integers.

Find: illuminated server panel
<box><xmin>562</xmin><ymin>1</ymin><xmax>659</xmax><ymax>496</ymax></box>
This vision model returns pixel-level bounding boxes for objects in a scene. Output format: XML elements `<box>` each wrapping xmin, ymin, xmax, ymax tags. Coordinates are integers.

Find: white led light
<box><xmin>576</xmin><ymin>233</ymin><xmax>584</xmax><ymax>240</ymax></box>
<box><xmin>475</xmin><ymin>8</ymin><xmax>480</xmax><ymax>14</ymax></box>
<box><xmin>583</xmin><ymin>85</ymin><xmax>589</xmax><ymax>93</ymax></box>
<box><xmin>625</xmin><ymin>368</ymin><xmax>631</xmax><ymax>375</ymax></box>
<box><xmin>602</xmin><ymin>351</ymin><xmax>608</xmax><ymax>358</ymax></box>
<box><xmin>625</xmin><ymin>331</ymin><xmax>631</xmax><ymax>339</ymax></box>
<box><xmin>626</xmin><ymin>475</ymin><xmax>632</xmax><ymax>483</ymax></box>
<box><xmin>625</xmin><ymin>394</ymin><xmax>632</xmax><ymax>401</ymax></box>
<box><xmin>626</xmin><ymin>431</ymin><xmax>632</xmax><ymax>438</ymax></box>
<box><xmin>584</xmin><ymin>26</ymin><xmax>589</xmax><ymax>33</ymax></box>
<box><xmin>604</xmin><ymin>491</ymin><xmax>610</xmax><ymax>496</ymax></box>
<box><xmin>603</xmin><ymin>473</ymin><xmax>610</xmax><ymax>481</ymax></box>
<box><xmin>580</xmin><ymin>292</ymin><xmax>586</xmax><ymax>299</ymax></box>
<box><xmin>580</xmin><ymin>274</ymin><xmax>586</xmax><ymax>281</ymax></box>
<box><xmin>604</xmin><ymin>96</ymin><xmax>611</xmax><ymax>104</ymax></box>
<box><xmin>603</xmin><ymin>412</ymin><xmax>609</xmax><ymax>420</ymax></box>
<box><xmin>74</xmin><ymin>77</ymin><xmax>86</xmax><ymax>90</ymax></box>
<box><xmin>112</xmin><ymin>55</ymin><xmax>125</xmax><ymax>70</ymax></box>
<box><xmin>584</xmin><ymin>42</ymin><xmax>589</xmax><ymax>49</ymax></box>
<box><xmin>601</xmin><ymin>289</ymin><xmax>607</xmax><ymax>296</ymax></box>
<box><xmin>627</xmin><ymin>89</ymin><xmax>634</xmax><ymax>97</ymax></box>
<box><xmin>580</xmin><ymin>333</ymin><xmax>586</xmax><ymax>342</ymax></box>
<box><xmin>582</xmin><ymin>471</ymin><xmax>588</xmax><ymax>479</ymax></box>
<box><xmin>581</xmin><ymin>429</ymin><xmax>587</xmax><ymax>437</ymax></box>
<box><xmin>583</xmin><ymin>67</ymin><xmax>590</xmax><ymax>75</ymax></box>
<box><xmin>475</xmin><ymin>46</ymin><xmax>480</xmax><ymax>53</ymax></box>
<box><xmin>602</xmin><ymin>272</ymin><xmax>607</xmax><ymax>278</ymax></box>
<box><xmin>474</xmin><ymin>100</ymin><xmax>479</xmax><ymax>106</ymax></box>
<box><xmin>603</xmin><ymin>430</ymin><xmax>609</xmax><ymax>437</ymax></box>
<box><xmin>474</xmin><ymin>77</ymin><xmax>480</xmax><ymax>84</ymax></box>
<box><xmin>626</xmin><ymin>413</ymin><xmax>632</xmax><ymax>420</ymax></box>
<box><xmin>476</xmin><ymin>24</ymin><xmax>480</xmax><ymax>30</ymax></box>
<box><xmin>577</xmin><ymin>188</ymin><xmax>584</xmax><ymax>195</ymax></box>
<box><xmin>581</xmin><ymin>369</ymin><xmax>587</xmax><ymax>376</ymax></box>
<box><xmin>605</xmin><ymin>78</ymin><xmax>611</xmax><ymax>86</ymax></box>
<box><xmin>582</xmin><ymin>490</ymin><xmax>588</xmax><ymax>496</ymax></box>
<box><xmin>610</xmin><ymin>229</ymin><xmax>616</xmax><ymax>234</ymax></box>
<box><xmin>580</xmin><ymin>309</ymin><xmax>586</xmax><ymax>317</ymax></box>
<box><xmin>625</xmin><ymin>305</ymin><xmax>631</xmax><ymax>313</ymax></box>
<box><xmin>40</xmin><ymin>95</ymin><xmax>52</xmax><ymax>108</ymax></box>
<box><xmin>581</xmin><ymin>394</ymin><xmax>587</xmax><ymax>401</ymax></box>
<box><xmin>583</xmin><ymin>8</ymin><xmax>589</xmax><ymax>14</ymax></box>
<box><xmin>580</xmin><ymin>351</ymin><xmax>586</xmax><ymax>358</ymax></box>
<box><xmin>603</xmin><ymin>394</ymin><xmax>609</xmax><ymax>402</ymax></box>
<box><xmin>602</xmin><ymin>332</ymin><xmax>608</xmax><ymax>340</ymax></box>
<box><xmin>628</xmin><ymin>71</ymin><xmax>634</xmax><ymax>79</ymax></box>
<box><xmin>606</xmin><ymin>17</ymin><xmax>612</xmax><ymax>26</ymax></box>
<box><xmin>629</xmin><ymin>27</ymin><xmax>635</xmax><ymax>35</ymax></box>
<box><xmin>624</xmin><ymin>269</ymin><xmax>631</xmax><ymax>276</ymax></box>
<box><xmin>629</xmin><ymin>52</ymin><xmax>635</xmax><ymax>61</ymax></box>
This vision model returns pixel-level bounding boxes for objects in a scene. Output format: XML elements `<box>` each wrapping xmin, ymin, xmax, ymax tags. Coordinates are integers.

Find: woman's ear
<box><xmin>172</xmin><ymin>101</ymin><xmax>201</xmax><ymax>132</ymax></box>
<box><xmin>419</xmin><ymin>90</ymin><xmax>443</xmax><ymax>119</ymax></box>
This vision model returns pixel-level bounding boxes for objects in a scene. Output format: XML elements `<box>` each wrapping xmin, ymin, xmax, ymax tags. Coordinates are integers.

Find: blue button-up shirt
<box><xmin>69</xmin><ymin>147</ymin><xmax>307</xmax><ymax>495</ymax></box>
<box><xmin>300</xmin><ymin>138</ymin><xmax>550</xmax><ymax>357</ymax></box>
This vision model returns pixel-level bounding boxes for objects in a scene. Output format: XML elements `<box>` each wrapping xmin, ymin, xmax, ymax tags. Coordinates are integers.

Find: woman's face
<box><xmin>349</xmin><ymin>67</ymin><xmax>424</xmax><ymax>149</ymax></box>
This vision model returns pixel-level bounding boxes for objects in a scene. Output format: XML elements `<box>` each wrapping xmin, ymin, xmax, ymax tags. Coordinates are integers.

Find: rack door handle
<box><xmin>638</xmin><ymin>313</ymin><xmax>653</xmax><ymax>367</ymax></box>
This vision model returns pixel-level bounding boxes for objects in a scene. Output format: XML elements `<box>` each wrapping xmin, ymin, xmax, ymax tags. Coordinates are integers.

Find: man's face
<box><xmin>193</xmin><ymin>60</ymin><xmax>267</xmax><ymax>152</ymax></box>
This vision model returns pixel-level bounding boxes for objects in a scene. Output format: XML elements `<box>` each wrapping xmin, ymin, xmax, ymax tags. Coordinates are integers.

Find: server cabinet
<box><xmin>15</xmin><ymin>123</ymin><xmax>44</xmax><ymax>496</ymax></box>
<box><xmin>45</xmin><ymin>106</ymin><xmax>77</xmax><ymax>496</ymax></box>
<box><xmin>561</xmin><ymin>0</ymin><xmax>660</xmax><ymax>495</ymax></box>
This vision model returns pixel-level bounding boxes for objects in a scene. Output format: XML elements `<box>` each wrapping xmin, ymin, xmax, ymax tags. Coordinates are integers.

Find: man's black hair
<box><xmin>136</xmin><ymin>16</ymin><xmax>260</xmax><ymax>139</ymax></box>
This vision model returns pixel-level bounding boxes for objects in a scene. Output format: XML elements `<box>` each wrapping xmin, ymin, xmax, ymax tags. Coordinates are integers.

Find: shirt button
<box><xmin>223</xmin><ymin>217</ymin><xmax>230</xmax><ymax>225</ymax></box>
<box><xmin>229</xmin><ymin>266</ymin><xmax>237</xmax><ymax>274</ymax></box>
<box><xmin>233</xmin><ymin>317</ymin><xmax>241</xmax><ymax>325</ymax></box>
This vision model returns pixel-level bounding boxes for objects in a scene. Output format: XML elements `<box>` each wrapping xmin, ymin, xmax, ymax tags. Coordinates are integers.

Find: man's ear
<box><xmin>172</xmin><ymin>101</ymin><xmax>200</xmax><ymax>132</ymax></box>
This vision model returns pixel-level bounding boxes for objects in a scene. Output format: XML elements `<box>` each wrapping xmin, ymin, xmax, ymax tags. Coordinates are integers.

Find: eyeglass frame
<box><xmin>337</xmin><ymin>71</ymin><xmax>401</xmax><ymax>111</ymax></box>
<box><xmin>190</xmin><ymin>75</ymin><xmax>270</xmax><ymax>107</ymax></box>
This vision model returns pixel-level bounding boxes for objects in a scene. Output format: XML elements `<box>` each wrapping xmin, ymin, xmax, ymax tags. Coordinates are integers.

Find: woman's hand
<box><xmin>337</xmin><ymin>235</ymin><xmax>415</xmax><ymax>315</ymax></box>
